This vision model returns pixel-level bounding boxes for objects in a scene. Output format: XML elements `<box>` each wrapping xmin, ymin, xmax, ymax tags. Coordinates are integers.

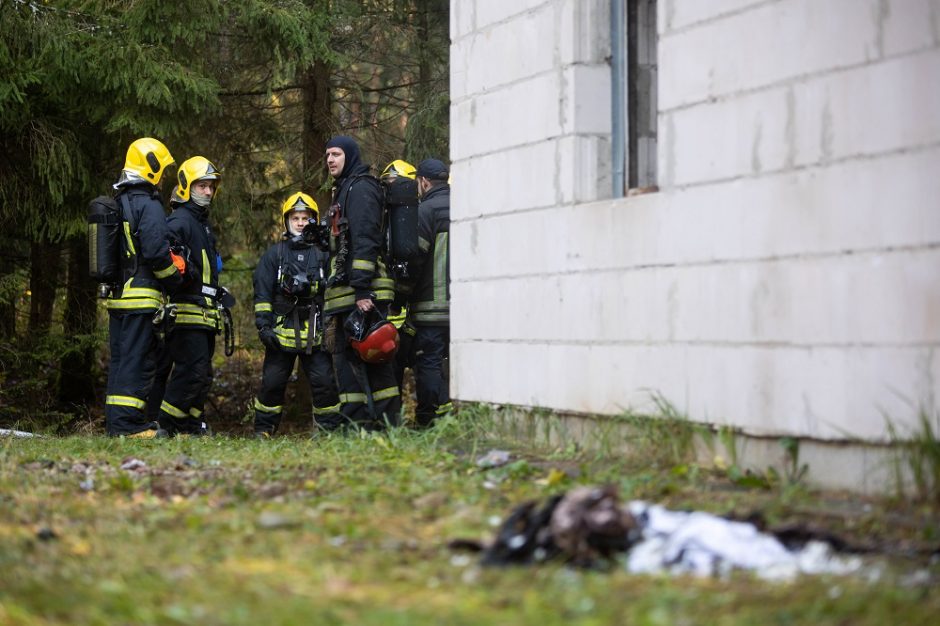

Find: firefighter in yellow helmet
<box><xmin>252</xmin><ymin>192</ymin><xmax>342</xmax><ymax>437</ymax></box>
<box><xmin>147</xmin><ymin>156</ymin><xmax>225</xmax><ymax>436</ymax></box>
<box><xmin>380</xmin><ymin>160</ymin><xmax>419</xmax><ymax>396</ymax></box>
<box><xmin>105</xmin><ymin>137</ymin><xmax>183</xmax><ymax>438</ymax></box>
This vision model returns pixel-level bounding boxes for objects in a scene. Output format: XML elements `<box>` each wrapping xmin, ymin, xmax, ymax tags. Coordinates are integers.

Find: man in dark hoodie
<box><xmin>322</xmin><ymin>136</ymin><xmax>401</xmax><ymax>429</ymax></box>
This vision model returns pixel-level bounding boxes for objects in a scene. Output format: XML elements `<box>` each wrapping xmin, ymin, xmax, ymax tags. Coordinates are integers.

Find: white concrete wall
<box><xmin>450</xmin><ymin>0</ymin><xmax>940</xmax><ymax>444</ymax></box>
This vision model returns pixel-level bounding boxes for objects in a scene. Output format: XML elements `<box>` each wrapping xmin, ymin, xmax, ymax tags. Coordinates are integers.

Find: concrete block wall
<box><xmin>450</xmin><ymin>0</ymin><xmax>940</xmax><ymax>446</ymax></box>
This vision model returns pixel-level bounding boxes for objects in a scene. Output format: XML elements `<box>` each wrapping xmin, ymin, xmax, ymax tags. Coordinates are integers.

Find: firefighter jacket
<box><xmin>107</xmin><ymin>183</ymin><xmax>182</xmax><ymax>313</ymax></box>
<box><xmin>165</xmin><ymin>202</ymin><xmax>221</xmax><ymax>331</ymax></box>
<box><xmin>324</xmin><ymin>163</ymin><xmax>396</xmax><ymax>315</ymax></box>
<box><xmin>407</xmin><ymin>184</ymin><xmax>450</xmax><ymax>326</ymax></box>
<box><xmin>254</xmin><ymin>236</ymin><xmax>329</xmax><ymax>353</ymax></box>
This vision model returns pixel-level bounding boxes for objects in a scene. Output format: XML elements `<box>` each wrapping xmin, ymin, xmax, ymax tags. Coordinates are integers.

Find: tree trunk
<box><xmin>28</xmin><ymin>239</ymin><xmax>59</xmax><ymax>337</ymax></box>
<box><xmin>58</xmin><ymin>234</ymin><xmax>98</xmax><ymax>407</ymax></box>
<box><xmin>301</xmin><ymin>58</ymin><xmax>334</xmax><ymax>206</ymax></box>
<box><xmin>0</xmin><ymin>245</ymin><xmax>18</xmax><ymax>340</ymax></box>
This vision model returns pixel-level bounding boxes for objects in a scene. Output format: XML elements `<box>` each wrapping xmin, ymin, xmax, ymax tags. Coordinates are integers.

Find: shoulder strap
<box><xmin>116</xmin><ymin>193</ymin><xmax>139</xmax><ymax>275</ymax></box>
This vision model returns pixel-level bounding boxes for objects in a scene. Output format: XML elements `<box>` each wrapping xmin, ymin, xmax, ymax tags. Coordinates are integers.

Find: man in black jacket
<box><xmin>152</xmin><ymin>156</ymin><xmax>223</xmax><ymax>436</ymax></box>
<box><xmin>253</xmin><ymin>192</ymin><xmax>342</xmax><ymax>437</ymax></box>
<box><xmin>106</xmin><ymin>137</ymin><xmax>183</xmax><ymax>438</ymax></box>
<box><xmin>323</xmin><ymin>136</ymin><xmax>400</xmax><ymax>429</ymax></box>
<box><xmin>408</xmin><ymin>158</ymin><xmax>452</xmax><ymax>427</ymax></box>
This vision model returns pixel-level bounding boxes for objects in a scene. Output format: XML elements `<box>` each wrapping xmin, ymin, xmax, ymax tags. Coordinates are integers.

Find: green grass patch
<box><xmin>0</xmin><ymin>409</ymin><xmax>937</xmax><ymax>625</ymax></box>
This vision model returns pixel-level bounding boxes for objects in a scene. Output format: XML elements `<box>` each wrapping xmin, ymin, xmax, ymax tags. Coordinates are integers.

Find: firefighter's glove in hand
<box><xmin>259</xmin><ymin>327</ymin><xmax>280</xmax><ymax>351</ymax></box>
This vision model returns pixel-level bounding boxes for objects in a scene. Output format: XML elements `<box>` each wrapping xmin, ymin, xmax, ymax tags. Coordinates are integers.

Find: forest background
<box><xmin>0</xmin><ymin>0</ymin><xmax>450</xmax><ymax>433</ymax></box>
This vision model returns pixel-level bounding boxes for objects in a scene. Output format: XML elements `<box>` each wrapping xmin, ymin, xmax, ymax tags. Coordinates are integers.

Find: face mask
<box><xmin>191</xmin><ymin>189</ymin><xmax>212</xmax><ymax>207</ymax></box>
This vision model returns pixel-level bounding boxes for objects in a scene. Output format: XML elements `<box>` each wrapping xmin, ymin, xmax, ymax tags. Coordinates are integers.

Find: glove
<box><xmin>258</xmin><ymin>326</ymin><xmax>280</xmax><ymax>351</ymax></box>
<box><xmin>170</xmin><ymin>251</ymin><xmax>187</xmax><ymax>275</ymax></box>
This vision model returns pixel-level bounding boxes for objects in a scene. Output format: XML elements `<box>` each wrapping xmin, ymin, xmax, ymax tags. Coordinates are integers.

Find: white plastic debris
<box><xmin>476</xmin><ymin>449</ymin><xmax>511</xmax><ymax>469</ymax></box>
<box><xmin>625</xmin><ymin>501</ymin><xmax>864</xmax><ymax>581</ymax></box>
<box><xmin>0</xmin><ymin>428</ymin><xmax>41</xmax><ymax>438</ymax></box>
<box><xmin>119</xmin><ymin>458</ymin><xmax>147</xmax><ymax>471</ymax></box>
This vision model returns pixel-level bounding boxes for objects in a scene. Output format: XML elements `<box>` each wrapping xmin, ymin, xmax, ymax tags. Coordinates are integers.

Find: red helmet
<box><xmin>345</xmin><ymin>309</ymin><xmax>400</xmax><ymax>364</ymax></box>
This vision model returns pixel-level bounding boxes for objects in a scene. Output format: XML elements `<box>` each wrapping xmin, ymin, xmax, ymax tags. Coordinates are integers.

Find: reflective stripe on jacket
<box><xmin>407</xmin><ymin>184</ymin><xmax>449</xmax><ymax>326</ymax></box>
<box><xmin>166</xmin><ymin>202</ymin><xmax>221</xmax><ymax>330</ymax></box>
<box><xmin>106</xmin><ymin>184</ymin><xmax>181</xmax><ymax>312</ymax></box>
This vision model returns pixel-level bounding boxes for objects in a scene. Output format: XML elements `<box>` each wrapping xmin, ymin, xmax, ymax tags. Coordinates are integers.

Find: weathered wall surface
<box><xmin>449</xmin><ymin>0</ymin><xmax>940</xmax><ymax>446</ymax></box>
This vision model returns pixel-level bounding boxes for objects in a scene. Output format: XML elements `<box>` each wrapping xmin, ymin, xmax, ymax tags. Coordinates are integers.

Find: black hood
<box><xmin>326</xmin><ymin>135</ymin><xmax>369</xmax><ymax>180</ymax></box>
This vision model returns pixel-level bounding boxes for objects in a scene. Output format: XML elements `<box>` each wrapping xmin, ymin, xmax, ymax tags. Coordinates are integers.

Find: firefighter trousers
<box><xmin>254</xmin><ymin>347</ymin><xmax>342</xmax><ymax>434</ymax></box>
<box><xmin>413</xmin><ymin>325</ymin><xmax>451</xmax><ymax>428</ymax></box>
<box><xmin>150</xmin><ymin>327</ymin><xmax>215</xmax><ymax>435</ymax></box>
<box><xmin>329</xmin><ymin>311</ymin><xmax>402</xmax><ymax>430</ymax></box>
<box><xmin>105</xmin><ymin>311</ymin><xmax>160</xmax><ymax>436</ymax></box>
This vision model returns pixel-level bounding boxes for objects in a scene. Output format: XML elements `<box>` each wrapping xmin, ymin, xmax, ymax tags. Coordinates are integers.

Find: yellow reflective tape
<box><xmin>313</xmin><ymin>403</ymin><xmax>342</xmax><ymax>415</ymax></box>
<box><xmin>325</xmin><ymin>284</ymin><xmax>354</xmax><ymax>297</ymax></box>
<box><xmin>340</xmin><ymin>386</ymin><xmax>399</xmax><ymax>404</ymax></box>
<box><xmin>253</xmin><ymin>398</ymin><xmax>282</xmax><ymax>414</ymax></box>
<box><xmin>201</xmin><ymin>249</ymin><xmax>211</xmax><ymax>286</ymax></box>
<box><xmin>412</xmin><ymin>310</ymin><xmax>449</xmax><ymax>324</ymax></box>
<box><xmin>388</xmin><ymin>310</ymin><xmax>406</xmax><ymax>327</ymax></box>
<box><xmin>324</xmin><ymin>293</ymin><xmax>356</xmax><ymax>311</ymax></box>
<box><xmin>123</xmin><ymin>222</ymin><xmax>136</xmax><ymax>256</ymax></box>
<box><xmin>372</xmin><ymin>386</ymin><xmax>400</xmax><ymax>400</ymax></box>
<box><xmin>106</xmin><ymin>298</ymin><xmax>162</xmax><ymax>311</ymax></box>
<box><xmin>435</xmin><ymin>402</ymin><xmax>453</xmax><ymax>416</ymax></box>
<box><xmin>160</xmin><ymin>400</ymin><xmax>187</xmax><ymax>419</ymax></box>
<box><xmin>352</xmin><ymin>259</ymin><xmax>376</xmax><ymax>271</ymax></box>
<box><xmin>434</xmin><ymin>232</ymin><xmax>448</xmax><ymax>303</ymax></box>
<box><xmin>189</xmin><ymin>407</ymin><xmax>203</xmax><ymax>418</ymax></box>
<box><xmin>154</xmin><ymin>263</ymin><xmax>177</xmax><ymax>279</ymax></box>
<box><xmin>419</xmin><ymin>236</ymin><xmax>431</xmax><ymax>252</ymax></box>
<box><xmin>106</xmin><ymin>395</ymin><xmax>146</xmax><ymax>409</ymax></box>
<box><xmin>122</xmin><ymin>287</ymin><xmax>163</xmax><ymax>299</ymax></box>
<box><xmin>174</xmin><ymin>314</ymin><xmax>220</xmax><ymax>329</ymax></box>
<box><xmin>255</xmin><ymin>302</ymin><xmax>273</xmax><ymax>313</ymax></box>
<box><xmin>174</xmin><ymin>302</ymin><xmax>218</xmax><ymax>315</ymax></box>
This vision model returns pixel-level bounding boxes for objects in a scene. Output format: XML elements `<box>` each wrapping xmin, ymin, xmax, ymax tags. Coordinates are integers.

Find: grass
<box><xmin>886</xmin><ymin>407</ymin><xmax>940</xmax><ymax>505</ymax></box>
<box><xmin>0</xmin><ymin>408</ymin><xmax>938</xmax><ymax>626</ymax></box>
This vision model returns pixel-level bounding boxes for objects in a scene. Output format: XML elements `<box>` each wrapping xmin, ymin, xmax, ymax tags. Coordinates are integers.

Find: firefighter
<box><xmin>408</xmin><ymin>158</ymin><xmax>452</xmax><ymax>427</ymax></box>
<box><xmin>152</xmin><ymin>156</ymin><xmax>223</xmax><ymax>436</ymax></box>
<box><xmin>253</xmin><ymin>192</ymin><xmax>342</xmax><ymax>437</ymax></box>
<box><xmin>379</xmin><ymin>160</ymin><xmax>418</xmax><ymax>394</ymax></box>
<box><xmin>105</xmin><ymin>137</ymin><xmax>183</xmax><ymax>438</ymax></box>
<box><xmin>323</xmin><ymin>136</ymin><xmax>401</xmax><ymax>430</ymax></box>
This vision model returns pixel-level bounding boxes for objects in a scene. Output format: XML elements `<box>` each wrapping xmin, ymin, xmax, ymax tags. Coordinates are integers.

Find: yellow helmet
<box><xmin>381</xmin><ymin>159</ymin><xmax>416</xmax><ymax>182</ymax></box>
<box><xmin>281</xmin><ymin>192</ymin><xmax>318</xmax><ymax>220</ymax></box>
<box><xmin>123</xmin><ymin>137</ymin><xmax>174</xmax><ymax>185</ymax></box>
<box><xmin>176</xmin><ymin>156</ymin><xmax>222</xmax><ymax>202</ymax></box>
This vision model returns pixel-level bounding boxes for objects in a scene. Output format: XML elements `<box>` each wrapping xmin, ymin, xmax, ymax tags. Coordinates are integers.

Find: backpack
<box><xmin>383</xmin><ymin>175</ymin><xmax>420</xmax><ymax>263</ymax></box>
<box><xmin>87</xmin><ymin>195</ymin><xmax>123</xmax><ymax>284</ymax></box>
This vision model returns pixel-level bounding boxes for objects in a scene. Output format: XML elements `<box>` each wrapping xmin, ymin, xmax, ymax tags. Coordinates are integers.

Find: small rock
<box><xmin>174</xmin><ymin>455</ymin><xmax>198</xmax><ymax>470</ymax></box>
<box><xmin>36</xmin><ymin>527</ymin><xmax>57</xmax><ymax>541</ymax></box>
<box><xmin>257</xmin><ymin>511</ymin><xmax>299</xmax><ymax>530</ymax></box>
